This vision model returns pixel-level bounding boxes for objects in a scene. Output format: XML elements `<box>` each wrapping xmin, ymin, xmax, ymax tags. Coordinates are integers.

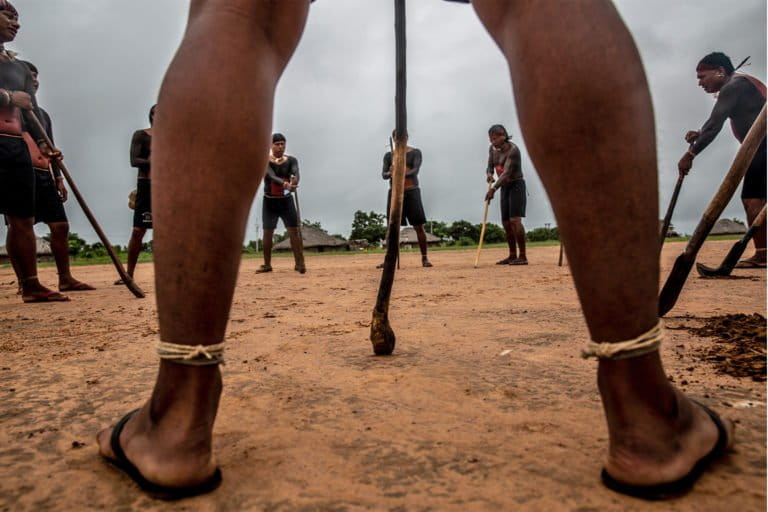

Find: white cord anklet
<box><xmin>156</xmin><ymin>341</ymin><xmax>225</xmax><ymax>366</ymax></box>
<box><xmin>581</xmin><ymin>320</ymin><xmax>663</xmax><ymax>360</ymax></box>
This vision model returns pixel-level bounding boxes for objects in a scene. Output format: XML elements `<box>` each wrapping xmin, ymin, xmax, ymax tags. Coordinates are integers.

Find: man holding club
<box><xmin>484</xmin><ymin>124</ymin><xmax>527</xmax><ymax>265</ymax></box>
<box><xmin>256</xmin><ymin>132</ymin><xmax>305</xmax><ymax>274</ymax></box>
<box><xmin>378</xmin><ymin>131</ymin><xmax>433</xmax><ymax>268</ymax></box>
<box><xmin>0</xmin><ymin>0</ymin><xmax>68</xmax><ymax>303</ymax></box>
<box><xmin>97</xmin><ymin>0</ymin><xmax>732</xmax><ymax>501</ymax></box>
<box><xmin>15</xmin><ymin>61</ymin><xmax>94</xmax><ymax>293</ymax></box>
<box><xmin>678</xmin><ymin>52</ymin><xmax>766</xmax><ymax>268</ymax></box>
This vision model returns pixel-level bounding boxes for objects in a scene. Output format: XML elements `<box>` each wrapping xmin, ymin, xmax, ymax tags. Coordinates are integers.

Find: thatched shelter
<box><xmin>274</xmin><ymin>226</ymin><xmax>350</xmax><ymax>252</ymax></box>
<box><xmin>711</xmin><ymin>218</ymin><xmax>747</xmax><ymax>235</ymax></box>
<box><xmin>394</xmin><ymin>227</ymin><xmax>442</xmax><ymax>248</ymax></box>
<box><xmin>0</xmin><ymin>237</ymin><xmax>53</xmax><ymax>264</ymax></box>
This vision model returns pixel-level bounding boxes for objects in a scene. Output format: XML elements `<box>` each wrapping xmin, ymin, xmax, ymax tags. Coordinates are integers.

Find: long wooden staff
<box><xmin>696</xmin><ymin>204</ymin><xmax>766</xmax><ymax>277</ymax></box>
<box><xmin>27</xmin><ymin>111</ymin><xmax>145</xmax><ymax>298</ymax></box>
<box><xmin>659</xmin><ymin>104</ymin><xmax>765</xmax><ymax>315</ymax></box>
<box><xmin>370</xmin><ymin>0</ymin><xmax>406</xmax><ymax>355</ymax></box>
<box><xmin>658</xmin><ymin>146</ymin><xmax>691</xmax><ymax>249</ymax></box>
<box><xmin>474</xmin><ymin>182</ymin><xmax>492</xmax><ymax>268</ymax></box>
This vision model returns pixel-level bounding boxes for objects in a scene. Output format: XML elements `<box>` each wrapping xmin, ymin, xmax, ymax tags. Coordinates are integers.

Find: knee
<box><xmin>49</xmin><ymin>222</ymin><xmax>69</xmax><ymax>238</ymax></box>
<box><xmin>131</xmin><ymin>227</ymin><xmax>146</xmax><ymax>239</ymax></box>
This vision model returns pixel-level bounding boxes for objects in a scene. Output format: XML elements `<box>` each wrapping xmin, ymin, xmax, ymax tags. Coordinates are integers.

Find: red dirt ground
<box><xmin>0</xmin><ymin>240</ymin><xmax>765</xmax><ymax>511</ymax></box>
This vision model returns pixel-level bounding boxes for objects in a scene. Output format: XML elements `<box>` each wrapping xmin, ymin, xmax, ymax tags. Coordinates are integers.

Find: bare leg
<box><xmin>126</xmin><ymin>227</ymin><xmax>146</xmax><ymax>277</ymax></box>
<box><xmin>509</xmin><ymin>217</ymin><xmax>526</xmax><ymax>263</ymax></box>
<box><xmin>49</xmin><ymin>221</ymin><xmax>93</xmax><ymax>290</ymax></box>
<box><xmin>258</xmin><ymin>228</ymin><xmax>274</xmax><ymax>271</ymax></box>
<box><xmin>500</xmin><ymin>218</ymin><xmax>516</xmax><ymax>263</ymax></box>
<box><xmin>97</xmin><ymin>0</ymin><xmax>309</xmax><ymax>490</ymax></box>
<box><xmin>287</xmin><ymin>226</ymin><xmax>306</xmax><ymax>273</ymax></box>
<box><xmin>742</xmin><ymin>198</ymin><xmax>766</xmax><ymax>263</ymax></box>
<box><xmin>473</xmin><ymin>0</ymin><xmax>732</xmax><ymax>488</ymax></box>
<box><xmin>6</xmin><ymin>215</ymin><xmax>63</xmax><ymax>299</ymax></box>
<box><xmin>413</xmin><ymin>224</ymin><xmax>432</xmax><ymax>266</ymax></box>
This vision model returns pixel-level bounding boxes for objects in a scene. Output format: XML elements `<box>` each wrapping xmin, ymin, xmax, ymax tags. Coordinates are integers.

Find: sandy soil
<box><xmin>0</xmin><ymin>240</ymin><xmax>765</xmax><ymax>511</ymax></box>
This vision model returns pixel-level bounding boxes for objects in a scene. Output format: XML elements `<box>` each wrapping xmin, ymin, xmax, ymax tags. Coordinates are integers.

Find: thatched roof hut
<box><xmin>711</xmin><ymin>218</ymin><xmax>747</xmax><ymax>235</ymax></box>
<box><xmin>274</xmin><ymin>226</ymin><xmax>350</xmax><ymax>252</ymax></box>
<box><xmin>0</xmin><ymin>237</ymin><xmax>53</xmax><ymax>264</ymax></box>
<box><xmin>386</xmin><ymin>227</ymin><xmax>442</xmax><ymax>248</ymax></box>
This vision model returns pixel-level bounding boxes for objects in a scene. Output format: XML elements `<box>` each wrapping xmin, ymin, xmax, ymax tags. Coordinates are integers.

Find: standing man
<box><xmin>0</xmin><ymin>1</ymin><xmax>68</xmax><ymax>303</ymax></box>
<box><xmin>256</xmin><ymin>133</ymin><xmax>305</xmax><ymax>274</ymax></box>
<box><xmin>116</xmin><ymin>105</ymin><xmax>155</xmax><ymax>285</ymax></box>
<box><xmin>678</xmin><ymin>52</ymin><xmax>766</xmax><ymax>268</ymax></box>
<box><xmin>18</xmin><ymin>61</ymin><xmax>94</xmax><ymax>292</ymax></box>
<box><xmin>484</xmin><ymin>124</ymin><xmax>527</xmax><ymax>265</ymax></box>
<box><xmin>378</xmin><ymin>131</ymin><xmax>432</xmax><ymax>268</ymax></box>
<box><xmin>97</xmin><ymin>0</ymin><xmax>731</xmax><ymax>501</ymax></box>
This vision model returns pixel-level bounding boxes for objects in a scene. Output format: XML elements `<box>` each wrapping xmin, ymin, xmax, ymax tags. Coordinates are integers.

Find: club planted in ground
<box><xmin>370</xmin><ymin>0</ymin><xmax>406</xmax><ymax>356</ymax></box>
<box><xmin>696</xmin><ymin>204</ymin><xmax>766</xmax><ymax>277</ymax></box>
<box><xmin>474</xmin><ymin>182</ymin><xmax>493</xmax><ymax>268</ymax></box>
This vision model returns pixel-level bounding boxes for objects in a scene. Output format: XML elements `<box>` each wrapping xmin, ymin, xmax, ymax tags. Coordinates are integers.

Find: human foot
<box><xmin>255</xmin><ymin>264</ymin><xmax>273</xmax><ymax>273</ymax></box>
<box><xmin>97</xmin><ymin>363</ymin><xmax>223</xmax><ymax>498</ymax></box>
<box><xmin>496</xmin><ymin>257</ymin><xmax>513</xmax><ymax>265</ymax></box>
<box><xmin>59</xmin><ymin>278</ymin><xmax>96</xmax><ymax>291</ymax></box>
<box><xmin>510</xmin><ymin>258</ymin><xmax>528</xmax><ymax>265</ymax></box>
<box><xmin>421</xmin><ymin>258</ymin><xmax>433</xmax><ymax>268</ymax></box>
<box><xmin>602</xmin><ymin>389</ymin><xmax>733</xmax><ymax>499</ymax></box>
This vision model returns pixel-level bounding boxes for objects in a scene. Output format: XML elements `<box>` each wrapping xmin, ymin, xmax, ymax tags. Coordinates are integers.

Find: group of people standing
<box><xmin>0</xmin><ymin>1</ymin><xmax>92</xmax><ymax>303</ymax></box>
<box><xmin>0</xmin><ymin>0</ymin><xmax>765</xmax><ymax>505</ymax></box>
<box><xmin>252</xmin><ymin>125</ymin><xmax>531</xmax><ymax>274</ymax></box>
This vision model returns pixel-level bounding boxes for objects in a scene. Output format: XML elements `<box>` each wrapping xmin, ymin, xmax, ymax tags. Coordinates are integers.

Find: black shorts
<box><xmin>500</xmin><ymin>179</ymin><xmax>526</xmax><ymax>219</ymax></box>
<box><xmin>0</xmin><ymin>135</ymin><xmax>34</xmax><ymax>218</ymax></box>
<box><xmin>386</xmin><ymin>187</ymin><xmax>427</xmax><ymax>226</ymax></box>
<box><xmin>262</xmin><ymin>195</ymin><xmax>298</xmax><ymax>230</ymax></box>
<box><xmin>133</xmin><ymin>178</ymin><xmax>153</xmax><ymax>229</ymax></box>
<box><xmin>742</xmin><ymin>137</ymin><xmax>766</xmax><ymax>200</ymax></box>
<box><xmin>34</xmin><ymin>168</ymin><xmax>67</xmax><ymax>224</ymax></box>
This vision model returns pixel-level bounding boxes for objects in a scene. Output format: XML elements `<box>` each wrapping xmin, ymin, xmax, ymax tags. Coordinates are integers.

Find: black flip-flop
<box><xmin>601</xmin><ymin>401</ymin><xmax>729</xmax><ymax>500</ymax></box>
<box><xmin>103</xmin><ymin>409</ymin><xmax>222</xmax><ymax>500</ymax></box>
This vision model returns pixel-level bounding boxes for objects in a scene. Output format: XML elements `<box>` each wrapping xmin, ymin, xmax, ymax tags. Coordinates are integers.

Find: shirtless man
<box><xmin>256</xmin><ymin>133</ymin><xmax>306</xmax><ymax>274</ymax></box>
<box><xmin>0</xmin><ymin>1</ymin><xmax>68</xmax><ymax>303</ymax></box>
<box><xmin>97</xmin><ymin>0</ymin><xmax>732</xmax><ymax>501</ymax></box>
<box><xmin>378</xmin><ymin>132</ymin><xmax>432</xmax><ymax>268</ymax></box>
<box><xmin>16</xmin><ymin>61</ymin><xmax>94</xmax><ymax>293</ymax></box>
<box><xmin>116</xmin><ymin>105</ymin><xmax>155</xmax><ymax>285</ymax></box>
<box><xmin>678</xmin><ymin>52</ymin><xmax>766</xmax><ymax>268</ymax></box>
<box><xmin>483</xmin><ymin>124</ymin><xmax>527</xmax><ymax>265</ymax></box>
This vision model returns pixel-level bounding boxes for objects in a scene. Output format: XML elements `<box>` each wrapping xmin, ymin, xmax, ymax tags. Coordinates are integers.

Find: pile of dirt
<box><xmin>687</xmin><ymin>313</ymin><xmax>766</xmax><ymax>381</ymax></box>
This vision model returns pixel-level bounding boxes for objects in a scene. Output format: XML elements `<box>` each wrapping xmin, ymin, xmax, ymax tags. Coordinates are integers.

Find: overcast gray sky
<box><xmin>9</xmin><ymin>0</ymin><xmax>767</xmax><ymax>244</ymax></box>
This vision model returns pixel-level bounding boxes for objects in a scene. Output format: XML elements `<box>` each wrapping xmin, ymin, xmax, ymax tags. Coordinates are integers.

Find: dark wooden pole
<box><xmin>27</xmin><ymin>111</ymin><xmax>145</xmax><ymax>298</ymax></box>
<box><xmin>370</xmin><ymin>0</ymin><xmax>406</xmax><ymax>355</ymax></box>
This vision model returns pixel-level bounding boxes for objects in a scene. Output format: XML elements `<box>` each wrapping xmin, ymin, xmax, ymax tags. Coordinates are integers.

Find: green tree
<box><xmin>67</xmin><ymin>232</ymin><xmax>87</xmax><ymax>257</ymax></box>
<box><xmin>526</xmin><ymin>226</ymin><xmax>560</xmax><ymax>242</ymax></box>
<box><xmin>482</xmin><ymin>222</ymin><xmax>506</xmax><ymax>244</ymax></box>
<box><xmin>447</xmin><ymin>220</ymin><xmax>479</xmax><ymax>243</ymax></box>
<box><xmin>302</xmin><ymin>219</ymin><xmax>326</xmax><ymax>232</ymax></box>
<box><xmin>425</xmin><ymin>220</ymin><xmax>449</xmax><ymax>240</ymax></box>
<box><xmin>350</xmin><ymin>210</ymin><xmax>387</xmax><ymax>243</ymax></box>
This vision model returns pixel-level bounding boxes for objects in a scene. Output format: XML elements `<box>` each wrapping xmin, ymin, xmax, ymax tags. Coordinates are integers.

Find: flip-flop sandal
<box><xmin>255</xmin><ymin>265</ymin><xmax>273</xmax><ymax>274</ymax></box>
<box><xmin>59</xmin><ymin>281</ymin><xmax>96</xmax><ymax>292</ymax></box>
<box><xmin>422</xmin><ymin>260</ymin><xmax>433</xmax><ymax>268</ymax></box>
<box><xmin>601</xmin><ymin>400</ymin><xmax>730</xmax><ymax>500</ymax></box>
<box><xmin>22</xmin><ymin>290</ymin><xmax>70</xmax><ymax>303</ymax></box>
<box><xmin>510</xmin><ymin>259</ymin><xmax>528</xmax><ymax>265</ymax></box>
<box><xmin>734</xmin><ymin>259</ymin><xmax>767</xmax><ymax>269</ymax></box>
<box><xmin>102</xmin><ymin>409</ymin><xmax>222</xmax><ymax>500</ymax></box>
<box><xmin>496</xmin><ymin>258</ymin><xmax>512</xmax><ymax>265</ymax></box>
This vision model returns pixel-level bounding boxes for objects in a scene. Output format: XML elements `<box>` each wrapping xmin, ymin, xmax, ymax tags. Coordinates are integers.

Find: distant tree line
<box><xmin>244</xmin><ymin>211</ymin><xmax>561</xmax><ymax>249</ymax></box>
